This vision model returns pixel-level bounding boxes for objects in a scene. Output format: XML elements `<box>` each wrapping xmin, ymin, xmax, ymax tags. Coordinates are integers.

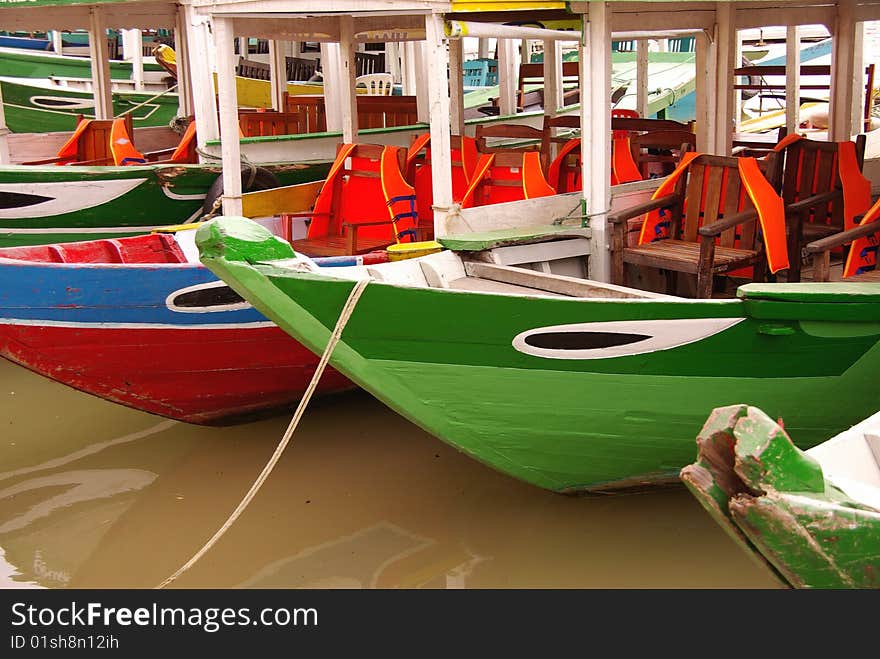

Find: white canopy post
<box><xmin>478</xmin><ymin>38</ymin><xmax>489</xmax><ymax>59</ymax></box>
<box><xmin>583</xmin><ymin>4</ymin><xmax>612</xmax><ymax>282</ymax></box>
<box><xmin>497</xmin><ymin>38</ymin><xmax>518</xmax><ymax>115</ymax></box>
<box><xmin>51</xmin><ymin>30</ymin><xmax>64</xmax><ymax>55</ymax></box>
<box><xmin>321</xmin><ymin>42</ymin><xmax>343</xmax><ymax>131</ymax></box>
<box><xmin>712</xmin><ymin>4</ymin><xmax>735</xmax><ymax>155</ymax></box>
<box><xmin>338</xmin><ymin>15</ymin><xmax>359</xmax><ymax>142</ymax></box>
<box><xmin>830</xmin><ymin>0</ymin><xmax>858</xmax><ymax>140</ymax></box>
<box><xmin>122</xmin><ymin>29</ymin><xmax>145</xmax><ymax>92</ymax></box>
<box><xmin>695</xmin><ymin>29</ymin><xmax>713</xmax><ymax>152</ymax></box>
<box><xmin>184</xmin><ymin>4</ymin><xmax>219</xmax><ymax>155</ymax></box>
<box><xmin>543</xmin><ymin>39</ymin><xmax>562</xmax><ymax>115</ymax></box>
<box><xmin>87</xmin><ymin>6</ymin><xmax>114</xmax><ymax>120</ymax></box>
<box><xmin>414</xmin><ymin>42</ymin><xmax>429</xmax><ymax>123</ymax></box>
<box><xmin>449</xmin><ymin>37</ymin><xmax>465</xmax><ymax>135</ymax></box>
<box><xmin>213</xmin><ymin>16</ymin><xmax>243</xmax><ymax>217</ymax></box>
<box><xmin>237</xmin><ymin>37</ymin><xmax>248</xmax><ymax>59</ymax></box>
<box><xmin>401</xmin><ymin>42</ymin><xmax>417</xmax><ymax>95</ymax></box>
<box><xmin>636</xmin><ymin>38</ymin><xmax>649</xmax><ymax>117</ymax></box>
<box><xmin>851</xmin><ymin>21</ymin><xmax>866</xmax><ymax>134</ymax></box>
<box><xmin>0</xmin><ymin>82</ymin><xmax>10</xmax><ymax>165</ymax></box>
<box><xmin>424</xmin><ymin>12</ymin><xmax>454</xmax><ymax>238</ymax></box>
<box><xmin>785</xmin><ymin>25</ymin><xmax>802</xmax><ymax>136</ymax></box>
<box><xmin>269</xmin><ymin>40</ymin><xmax>287</xmax><ymax>111</ymax></box>
<box><xmin>385</xmin><ymin>41</ymin><xmax>401</xmax><ymax>80</ymax></box>
<box><xmin>174</xmin><ymin>6</ymin><xmax>194</xmax><ymax>118</ymax></box>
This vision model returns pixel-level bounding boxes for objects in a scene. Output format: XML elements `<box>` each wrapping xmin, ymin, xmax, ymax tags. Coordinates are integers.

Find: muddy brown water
<box><xmin>0</xmin><ymin>359</ymin><xmax>780</xmax><ymax>589</ymax></box>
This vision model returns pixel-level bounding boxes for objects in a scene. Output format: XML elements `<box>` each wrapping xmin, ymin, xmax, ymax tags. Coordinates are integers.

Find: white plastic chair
<box><xmin>355</xmin><ymin>73</ymin><xmax>393</xmax><ymax>96</ymax></box>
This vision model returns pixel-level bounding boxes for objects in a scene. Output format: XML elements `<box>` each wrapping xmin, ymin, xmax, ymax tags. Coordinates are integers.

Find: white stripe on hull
<box><xmin>0</xmin><ymin>178</ymin><xmax>147</xmax><ymax>219</ymax></box>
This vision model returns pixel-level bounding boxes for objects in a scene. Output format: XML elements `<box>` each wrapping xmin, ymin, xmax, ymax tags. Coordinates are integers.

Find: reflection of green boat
<box><xmin>681</xmin><ymin>405</ymin><xmax>880</xmax><ymax>588</ymax></box>
<box><xmin>0</xmin><ymin>77</ymin><xmax>179</xmax><ymax>133</ymax></box>
<box><xmin>197</xmin><ymin>216</ymin><xmax>880</xmax><ymax>493</ymax></box>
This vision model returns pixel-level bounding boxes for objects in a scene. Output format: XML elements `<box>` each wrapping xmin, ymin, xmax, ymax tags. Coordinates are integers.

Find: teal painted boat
<box><xmin>681</xmin><ymin>405</ymin><xmax>880</xmax><ymax>588</ymax></box>
<box><xmin>0</xmin><ymin>162</ymin><xmax>329</xmax><ymax>248</ymax></box>
<box><xmin>196</xmin><ymin>216</ymin><xmax>880</xmax><ymax>493</ymax></box>
<box><xmin>0</xmin><ymin>77</ymin><xmax>178</xmax><ymax>133</ymax></box>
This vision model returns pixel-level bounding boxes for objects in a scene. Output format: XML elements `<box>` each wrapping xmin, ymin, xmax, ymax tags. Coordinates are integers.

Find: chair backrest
<box><xmin>355</xmin><ymin>73</ymin><xmax>393</xmax><ymax>96</ymax></box>
<box><xmin>779</xmin><ymin>134</ymin><xmax>867</xmax><ymax>229</ymax></box>
<box><xmin>286</xmin><ymin>56</ymin><xmax>317</xmax><ymax>81</ymax></box>
<box><xmin>110</xmin><ymin>115</ymin><xmax>146</xmax><ymax>166</ymax></box>
<box><xmin>309</xmin><ymin>143</ymin><xmax>415</xmax><ymax>243</ymax></box>
<box><xmin>54</xmin><ymin>115</ymin><xmax>120</xmax><ymax>165</ymax></box>
<box><xmin>407</xmin><ymin>134</ymin><xmax>479</xmax><ymax>227</ymax></box>
<box><xmin>475</xmin><ymin>123</ymin><xmax>544</xmax><ymax>153</ymax></box>
<box><xmin>546</xmin><ymin>138</ymin><xmax>582</xmax><ymax>194</ymax></box>
<box><xmin>168</xmin><ymin>119</ymin><xmax>198</xmax><ymax>164</ymax></box>
<box><xmin>629</xmin><ymin>129</ymin><xmax>696</xmax><ymax>179</ymax></box>
<box><xmin>670</xmin><ymin>153</ymin><xmax>780</xmax><ymax>252</ymax></box>
<box><xmin>461</xmin><ymin>150</ymin><xmax>555</xmax><ymax>209</ymax></box>
<box><xmin>516</xmin><ymin>61</ymin><xmax>579</xmax><ymax>111</ymax></box>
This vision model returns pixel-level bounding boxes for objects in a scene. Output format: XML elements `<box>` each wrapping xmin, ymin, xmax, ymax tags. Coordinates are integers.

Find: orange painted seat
<box><xmin>460</xmin><ymin>150</ymin><xmax>555</xmax><ymax>208</ymax></box>
<box><xmin>290</xmin><ymin>143</ymin><xmax>418</xmax><ymax>257</ymax></box>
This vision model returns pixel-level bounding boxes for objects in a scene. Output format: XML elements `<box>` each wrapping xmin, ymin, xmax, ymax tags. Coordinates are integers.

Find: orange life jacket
<box><xmin>843</xmin><ymin>196</ymin><xmax>880</xmax><ymax>278</ymax></box>
<box><xmin>638</xmin><ymin>153</ymin><xmax>789</xmax><ymax>274</ymax></box>
<box><xmin>110</xmin><ymin>118</ymin><xmax>146</xmax><ymax>166</ymax></box>
<box><xmin>611</xmin><ymin>136</ymin><xmax>642</xmax><ymax>185</ymax></box>
<box><xmin>546</xmin><ymin>138</ymin><xmax>582</xmax><ymax>193</ymax></box>
<box><xmin>406</xmin><ymin>133</ymin><xmax>478</xmax><ymax>225</ymax></box>
<box><xmin>168</xmin><ymin>121</ymin><xmax>198</xmax><ymax>164</ymax></box>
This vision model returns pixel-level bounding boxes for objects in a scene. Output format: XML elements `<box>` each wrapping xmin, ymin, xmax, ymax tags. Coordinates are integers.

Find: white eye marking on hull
<box><xmin>0</xmin><ymin>179</ymin><xmax>147</xmax><ymax>219</ymax></box>
<box><xmin>512</xmin><ymin>317</ymin><xmax>746</xmax><ymax>360</ymax></box>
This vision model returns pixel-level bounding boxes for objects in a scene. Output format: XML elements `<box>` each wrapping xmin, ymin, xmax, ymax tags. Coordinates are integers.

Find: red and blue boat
<box><xmin>0</xmin><ymin>224</ymin><xmax>382</xmax><ymax>424</ymax></box>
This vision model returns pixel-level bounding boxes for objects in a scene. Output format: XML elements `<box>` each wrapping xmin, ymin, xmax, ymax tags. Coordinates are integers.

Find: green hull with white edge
<box><xmin>197</xmin><ymin>217</ymin><xmax>880</xmax><ymax>493</ymax></box>
<box><xmin>0</xmin><ymin>162</ymin><xmax>330</xmax><ymax>247</ymax></box>
<box><xmin>681</xmin><ymin>405</ymin><xmax>880</xmax><ymax>588</ymax></box>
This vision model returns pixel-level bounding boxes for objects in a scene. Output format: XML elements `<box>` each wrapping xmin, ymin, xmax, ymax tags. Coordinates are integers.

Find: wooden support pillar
<box><xmin>213</xmin><ymin>16</ymin><xmax>243</xmax><ymax>217</ymax></box>
<box><xmin>51</xmin><ymin>30</ymin><xmax>64</xmax><ymax>55</ymax></box>
<box><xmin>414</xmin><ymin>41</ymin><xmax>430</xmax><ymax>123</ymax></box>
<box><xmin>449</xmin><ymin>38</ymin><xmax>465</xmax><ymax>135</ymax></box>
<box><xmin>184</xmin><ymin>4</ymin><xmax>218</xmax><ymax>155</ymax></box>
<box><xmin>338</xmin><ymin>16</ymin><xmax>359</xmax><ymax>143</ymax></box>
<box><xmin>321</xmin><ymin>42</ymin><xmax>343</xmax><ymax>131</ymax></box>
<box><xmin>497</xmin><ymin>38</ymin><xmax>517</xmax><ymax>115</ymax></box>
<box><xmin>268</xmin><ymin>40</ymin><xmax>287</xmax><ymax>111</ymax></box>
<box><xmin>582</xmin><ymin>5</ymin><xmax>612</xmax><ymax>282</ymax></box>
<box><xmin>88</xmin><ymin>7</ymin><xmax>113</xmax><ymax>120</ymax></box>
<box><xmin>122</xmin><ymin>29</ymin><xmax>145</xmax><ymax>92</ymax></box>
<box><xmin>785</xmin><ymin>25</ymin><xmax>801</xmax><ymax>136</ymax></box>
<box><xmin>424</xmin><ymin>13</ymin><xmax>454</xmax><ymax>237</ymax></box>
<box><xmin>0</xmin><ymin>81</ymin><xmax>10</xmax><ymax>165</ymax></box>
<box><xmin>713</xmin><ymin>3</ymin><xmax>736</xmax><ymax>155</ymax></box>
<box><xmin>636</xmin><ymin>38</ymin><xmax>649</xmax><ymax>117</ymax></box>
<box><xmin>830</xmin><ymin>0</ymin><xmax>857</xmax><ymax>140</ymax></box>
<box><xmin>174</xmin><ymin>7</ymin><xmax>194</xmax><ymax>118</ymax></box>
<box><xmin>543</xmin><ymin>39</ymin><xmax>562</xmax><ymax>115</ymax></box>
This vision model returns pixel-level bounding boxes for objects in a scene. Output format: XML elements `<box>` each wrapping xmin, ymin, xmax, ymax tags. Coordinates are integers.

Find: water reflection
<box><xmin>0</xmin><ymin>359</ymin><xmax>780</xmax><ymax>589</ymax></box>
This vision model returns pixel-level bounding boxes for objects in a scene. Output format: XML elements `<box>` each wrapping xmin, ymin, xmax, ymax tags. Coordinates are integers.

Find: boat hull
<box><xmin>0</xmin><ymin>255</ymin><xmax>352</xmax><ymax>424</ymax></box>
<box><xmin>0</xmin><ymin>77</ymin><xmax>178</xmax><ymax>133</ymax></box>
<box><xmin>0</xmin><ymin>161</ymin><xmax>329</xmax><ymax>248</ymax></box>
<box><xmin>197</xmin><ymin>219</ymin><xmax>880</xmax><ymax>492</ymax></box>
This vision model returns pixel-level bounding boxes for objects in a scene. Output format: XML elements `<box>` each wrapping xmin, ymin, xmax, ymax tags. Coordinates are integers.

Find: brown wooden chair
<box><xmin>22</xmin><ymin>114</ymin><xmax>133</xmax><ymax>166</ymax></box>
<box><xmin>609</xmin><ymin>153</ymin><xmax>782</xmax><ymax>298</ymax></box>
<box><xmin>804</xmin><ymin>217</ymin><xmax>880</xmax><ymax>282</ymax></box>
<box><xmin>777</xmin><ymin>134</ymin><xmax>867</xmax><ymax>282</ymax></box>
<box><xmin>628</xmin><ymin>130</ymin><xmax>696</xmax><ymax>179</ymax></box>
<box><xmin>287</xmin><ymin>143</ymin><xmax>417</xmax><ymax>257</ymax></box>
<box><xmin>474</xmin><ymin>123</ymin><xmax>546</xmax><ymax>168</ymax></box>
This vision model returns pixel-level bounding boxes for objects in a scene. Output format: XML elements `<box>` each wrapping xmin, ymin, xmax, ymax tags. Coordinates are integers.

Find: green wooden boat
<box><xmin>0</xmin><ymin>162</ymin><xmax>329</xmax><ymax>248</ymax></box>
<box><xmin>681</xmin><ymin>405</ymin><xmax>880</xmax><ymax>588</ymax></box>
<box><xmin>0</xmin><ymin>46</ymin><xmax>165</xmax><ymax>80</ymax></box>
<box><xmin>195</xmin><ymin>216</ymin><xmax>880</xmax><ymax>493</ymax></box>
<box><xmin>0</xmin><ymin>77</ymin><xmax>179</xmax><ymax>133</ymax></box>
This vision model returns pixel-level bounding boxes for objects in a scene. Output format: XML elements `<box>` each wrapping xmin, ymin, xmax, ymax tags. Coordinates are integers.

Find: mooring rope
<box><xmin>156</xmin><ymin>277</ymin><xmax>371</xmax><ymax>589</ymax></box>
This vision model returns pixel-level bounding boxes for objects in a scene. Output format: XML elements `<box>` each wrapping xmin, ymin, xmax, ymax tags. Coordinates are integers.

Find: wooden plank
<box><xmin>683</xmin><ymin>163</ymin><xmax>705</xmax><ymax>243</ymax></box>
<box><xmin>242</xmin><ymin>181</ymin><xmax>323</xmax><ymax>218</ymax></box>
<box><xmin>484</xmin><ymin>238</ymin><xmax>590</xmax><ymax>266</ymax></box>
<box><xmin>463</xmin><ymin>261</ymin><xmax>663</xmax><ymax>299</ymax></box>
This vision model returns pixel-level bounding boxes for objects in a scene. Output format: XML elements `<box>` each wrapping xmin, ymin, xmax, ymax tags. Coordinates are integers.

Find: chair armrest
<box><xmin>785</xmin><ymin>189</ymin><xmax>840</xmax><ymax>215</ymax></box>
<box><xmin>698</xmin><ymin>208</ymin><xmax>758</xmax><ymax>237</ymax></box>
<box><xmin>342</xmin><ymin>220</ymin><xmax>395</xmax><ymax>228</ymax></box>
<box><xmin>607</xmin><ymin>194</ymin><xmax>679</xmax><ymax>225</ymax></box>
<box><xmin>805</xmin><ymin>221</ymin><xmax>880</xmax><ymax>254</ymax></box>
<box><xmin>21</xmin><ymin>156</ymin><xmax>68</xmax><ymax>165</ymax></box>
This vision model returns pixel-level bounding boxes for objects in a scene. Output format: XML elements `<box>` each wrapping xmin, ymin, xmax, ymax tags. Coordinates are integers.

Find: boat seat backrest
<box><xmin>110</xmin><ymin>116</ymin><xmax>147</xmax><ymax>166</ymax></box>
<box><xmin>419</xmin><ymin>250</ymin><xmax>467</xmax><ymax>288</ymax></box>
<box><xmin>366</xmin><ymin>259</ymin><xmax>428</xmax><ymax>287</ymax></box>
